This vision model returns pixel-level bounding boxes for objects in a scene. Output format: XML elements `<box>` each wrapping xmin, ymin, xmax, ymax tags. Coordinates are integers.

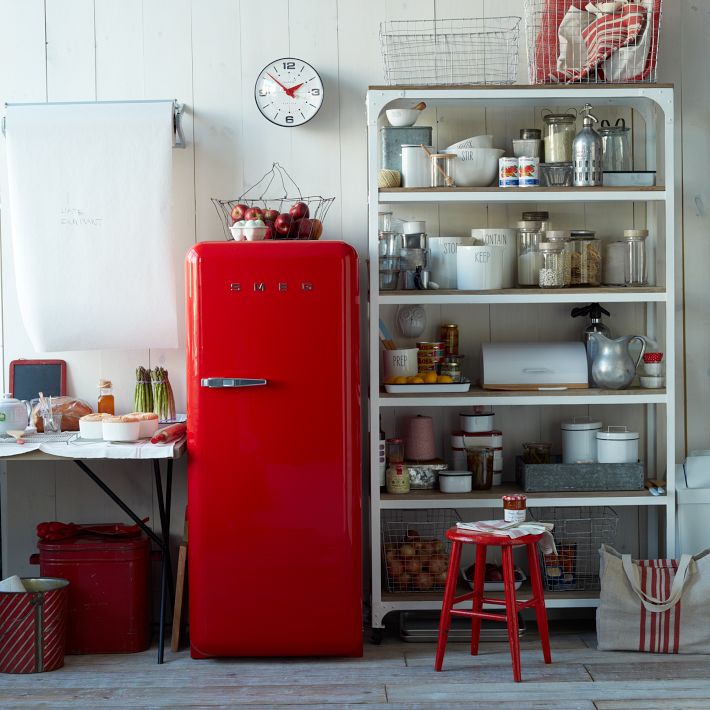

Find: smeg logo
<box><xmin>230</xmin><ymin>282</ymin><xmax>314</xmax><ymax>292</ymax></box>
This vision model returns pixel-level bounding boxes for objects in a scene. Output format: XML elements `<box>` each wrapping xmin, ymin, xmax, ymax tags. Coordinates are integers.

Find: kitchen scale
<box><xmin>399</xmin><ymin>611</ymin><xmax>526</xmax><ymax>642</ymax></box>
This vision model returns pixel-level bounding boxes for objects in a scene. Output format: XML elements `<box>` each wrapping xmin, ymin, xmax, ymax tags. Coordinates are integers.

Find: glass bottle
<box><xmin>623</xmin><ymin>229</ymin><xmax>649</xmax><ymax>286</ymax></box>
<box><xmin>516</xmin><ymin>220</ymin><xmax>544</xmax><ymax>287</ymax></box>
<box><xmin>545</xmin><ymin>230</ymin><xmax>571</xmax><ymax>286</ymax></box>
<box><xmin>542</xmin><ymin>111</ymin><xmax>577</xmax><ymax>163</ymax></box>
<box><xmin>572</xmin><ymin>104</ymin><xmax>603</xmax><ymax>187</ymax></box>
<box><xmin>569</xmin><ymin>230</ymin><xmax>602</xmax><ymax>286</ymax></box>
<box><xmin>97</xmin><ymin>379</ymin><xmax>115</xmax><ymax>415</ymax></box>
<box><xmin>538</xmin><ymin>242</ymin><xmax>566</xmax><ymax>288</ymax></box>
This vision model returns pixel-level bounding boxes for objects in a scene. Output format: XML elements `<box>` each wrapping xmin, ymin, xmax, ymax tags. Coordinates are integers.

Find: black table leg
<box><xmin>153</xmin><ymin>461</ymin><xmax>175</xmax><ymax>611</ymax></box>
<box><xmin>73</xmin><ymin>459</ymin><xmax>172</xmax><ymax>664</ymax></box>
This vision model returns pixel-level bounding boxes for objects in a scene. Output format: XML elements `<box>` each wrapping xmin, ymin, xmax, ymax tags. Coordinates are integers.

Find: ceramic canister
<box><xmin>471</xmin><ymin>229</ymin><xmax>517</xmax><ymax>288</ymax></box>
<box><xmin>456</xmin><ymin>245</ymin><xmax>504</xmax><ymax>290</ymax></box>
<box><xmin>561</xmin><ymin>417</ymin><xmax>602</xmax><ymax>464</ymax></box>
<box><xmin>429</xmin><ymin>236</ymin><xmax>474</xmax><ymax>289</ymax></box>
<box><xmin>596</xmin><ymin>426</ymin><xmax>639</xmax><ymax>464</ymax></box>
<box><xmin>459</xmin><ymin>412</ymin><xmax>495</xmax><ymax>432</ymax></box>
<box><xmin>401</xmin><ymin>145</ymin><xmax>432</xmax><ymax>188</ymax></box>
<box><xmin>383</xmin><ymin>348</ymin><xmax>418</xmax><ymax>379</ymax></box>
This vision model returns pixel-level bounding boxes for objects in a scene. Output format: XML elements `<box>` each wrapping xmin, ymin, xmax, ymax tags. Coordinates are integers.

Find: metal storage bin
<box><xmin>530</xmin><ymin>506</ymin><xmax>619</xmax><ymax>591</ymax></box>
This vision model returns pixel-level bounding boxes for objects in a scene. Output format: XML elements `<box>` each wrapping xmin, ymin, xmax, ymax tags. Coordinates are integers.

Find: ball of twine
<box><xmin>404</xmin><ymin>415</ymin><xmax>436</xmax><ymax>461</ymax></box>
<box><xmin>378</xmin><ymin>169</ymin><xmax>401</xmax><ymax>188</ymax></box>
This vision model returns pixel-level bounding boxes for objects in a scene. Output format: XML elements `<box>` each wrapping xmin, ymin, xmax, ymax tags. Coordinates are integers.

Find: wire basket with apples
<box><xmin>212</xmin><ymin>162</ymin><xmax>335</xmax><ymax>241</ymax></box>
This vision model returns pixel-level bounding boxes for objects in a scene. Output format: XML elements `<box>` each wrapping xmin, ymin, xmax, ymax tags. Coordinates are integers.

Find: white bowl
<box><xmin>439</xmin><ymin>471</ymin><xmax>473</xmax><ymax>493</ymax></box>
<box><xmin>643</xmin><ymin>362</ymin><xmax>663</xmax><ymax>376</ymax></box>
<box><xmin>243</xmin><ymin>226</ymin><xmax>267</xmax><ymax>242</ymax></box>
<box><xmin>640</xmin><ymin>376</ymin><xmax>665</xmax><ymax>389</ymax></box>
<box><xmin>138</xmin><ymin>417</ymin><xmax>159</xmax><ymax>439</ymax></box>
<box><xmin>451</xmin><ymin>148</ymin><xmax>504</xmax><ymax>187</ymax></box>
<box><xmin>79</xmin><ymin>418</ymin><xmax>104</xmax><ymax>439</ymax></box>
<box><xmin>446</xmin><ymin>135</ymin><xmax>494</xmax><ymax>151</ymax></box>
<box><xmin>102</xmin><ymin>420</ymin><xmax>140</xmax><ymax>442</ymax></box>
<box><xmin>386</xmin><ymin>109</ymin><xmax>419</xmax><ymax>127</ymax></box>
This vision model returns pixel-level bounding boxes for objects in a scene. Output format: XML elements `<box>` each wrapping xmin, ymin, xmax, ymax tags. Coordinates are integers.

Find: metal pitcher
<box><xmin>587</xmin><ymin>333</ymin><xmax>646</xmax><ymax>389</ymax></box>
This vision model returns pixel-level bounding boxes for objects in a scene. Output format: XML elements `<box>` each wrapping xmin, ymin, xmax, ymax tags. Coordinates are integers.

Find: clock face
<box><xmin>254</xmin><ymin>58</ymin><xmax>324</xmax><ymax>127</ymax></box>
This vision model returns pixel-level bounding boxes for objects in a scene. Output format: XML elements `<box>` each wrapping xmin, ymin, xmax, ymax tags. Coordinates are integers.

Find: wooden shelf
<box><xmin>379</xmin><ymin>186</ymin><xmax>666</xmax><ymax>203</ymax></box>
<box><xmin>378</xmin><ymin>386</ymin><xmax>667</xmax><ymax>407</ymax></box>
<box><xmin>377</xmin><ymin>287</ymin><xmax>666</xmax><ymax>305</ymax></box>
<box><xmin>381</xmin><ymin>580</ymin><xmax>600</xmax><ymax>609</ymax></box>
<box><xmin>380</xmin><ymin>485</ymin><xmax>666</xmax><ymax>508</ymax></box>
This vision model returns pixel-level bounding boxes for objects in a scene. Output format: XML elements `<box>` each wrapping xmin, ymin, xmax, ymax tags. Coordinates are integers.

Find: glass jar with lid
<box><xmin>378</xmin><ymin>211</ymin><xmax>393</xmax><ymax>233</ymax></box>
<box><xmin>599</xmin><ymin>118</ymin><xmax>632</xmax><ymax>172</ymax></box>
<box><xmin>623</xmin><ymin>229</ymin><xmax>648</xmax><ymax>286</ymax></box>
<box><xmin>538</xmin><ymin>242</ymin><xmax>566</xmax><ymax>288</ymax></box>
<box><xmin>516</xmin><ymin>220</ymin><xmax>544</xmax><ymax>287</ymax></box>
<box><xmin>569</xmin><ymin>230</ymin><xmax>602</xmax><ymax>286</ymax></box>
<box><xmin>521</xmin><ymin>210</ymin><xmax>550</xmax><ymax>232</ymax></box>
<box><xmin>545</xmin><ymin>230</ymin><xmax>571</xmax><ymax>285</ymax></box>
<box><xmin>542</xmin><ymin>110</ymin><xmax>577</xmax><ymax>163</ymax></box>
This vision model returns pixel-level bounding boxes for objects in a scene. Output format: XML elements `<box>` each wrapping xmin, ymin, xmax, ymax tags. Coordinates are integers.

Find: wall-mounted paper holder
<box><xmin>2</xmin><ymin>99</ymin><xmax>187</xmax><ymax>149</ymax></box>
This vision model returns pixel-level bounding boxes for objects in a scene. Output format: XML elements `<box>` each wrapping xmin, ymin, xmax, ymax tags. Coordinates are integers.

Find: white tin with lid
<box><xmin>596</xmin><ymin>426</ymin><xmax>639</xmax><ymax>464</ymax></box>
<box><xmin>561</xmin><ymin>417</ymin><xmax>602</xmax><ymax>464</ymax></box>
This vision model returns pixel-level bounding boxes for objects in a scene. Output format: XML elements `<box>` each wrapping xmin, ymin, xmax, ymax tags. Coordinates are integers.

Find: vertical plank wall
<box><xmin>0</xmin><ymin>0</ymin><xmax>697</xmax><ymax>579</ymax></box>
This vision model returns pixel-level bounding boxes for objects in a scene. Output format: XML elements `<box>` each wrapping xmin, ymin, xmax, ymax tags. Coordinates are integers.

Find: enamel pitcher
<box><xmin>587</xmin><ymin>333</ymin><xmax>647</xmax><ymax>389</ymax></box>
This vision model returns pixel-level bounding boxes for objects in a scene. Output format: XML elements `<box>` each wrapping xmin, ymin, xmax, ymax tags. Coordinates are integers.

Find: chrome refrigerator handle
<box><xmin>200</xmin><ymin>378</ymin><xmax>267</xmax><ymax>388</ymax></box>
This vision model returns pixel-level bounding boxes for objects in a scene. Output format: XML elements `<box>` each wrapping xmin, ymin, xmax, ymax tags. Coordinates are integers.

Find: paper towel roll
<box><xmin>5</xmin><ymin>101</ymin><xmax>178</xmax><ymax>351</ymax></box>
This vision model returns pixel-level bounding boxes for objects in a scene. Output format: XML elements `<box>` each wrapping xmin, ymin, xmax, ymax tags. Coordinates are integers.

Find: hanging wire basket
<box><xmin>379</xmin><ymin>17</ymin><xmax>521</xmax><ymax>86</ymax></box>
<box><xmin>523</xmin><ymin>0</ymin><xmax>662</xmax><ymax>84</ymax></box>
<box><xmin>212</xmin><ymin>163</ymin><xmax>335</xmax><ymax>241</ymax></box>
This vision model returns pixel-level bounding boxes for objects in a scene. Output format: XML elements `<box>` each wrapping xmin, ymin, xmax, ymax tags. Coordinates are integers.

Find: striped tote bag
<box><xmin>597</xmin><ymin>545</ymin><xmax>710</xmax><ymax>654</ymax></box>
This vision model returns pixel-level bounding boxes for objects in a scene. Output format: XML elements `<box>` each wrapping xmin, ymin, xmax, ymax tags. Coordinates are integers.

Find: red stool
<box><xmin>434</xmin><ymin>528</ymin><xmax>552</xmax><ymax>682</ymax></box>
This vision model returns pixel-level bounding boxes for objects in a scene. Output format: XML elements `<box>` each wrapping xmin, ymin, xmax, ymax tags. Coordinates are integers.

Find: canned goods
<box><xmin>518</xmin><ymin>157</ymin><xmax>540</xmax><ymax>187</ymax></box>
<box><xmin>499</xmin><ymin>157</ymin><xmax>519</xmax><ymax>187</ymax></box>
<box><xmin>502</xmin><ymin>494</ymin><xmax>527</xmax><ymax>523</ymax></box>
<box><xmin>416</xmin><ymin>341</ymin><xmax>447</xmax><ymax>373</ymax></box>
<box><xmin>386</xmin><ymin>463</ymin><xmax>410</xmax><ymax>494</ymax></box>
<box><xmin>440</xmin><ymin>360</ymin><xmax>461</xmax><ymax>382</ymax></box>
<box><xmin>439</xmin><ymin>324</ymin><xmax>459</xmax><ymax>356</ymax></box>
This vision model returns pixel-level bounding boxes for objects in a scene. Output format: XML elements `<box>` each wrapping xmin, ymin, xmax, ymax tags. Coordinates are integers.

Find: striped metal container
<box><xmin>0</xmin><ymin>578</ymin><xmax>69</xmax><ymax>673</ymax></box>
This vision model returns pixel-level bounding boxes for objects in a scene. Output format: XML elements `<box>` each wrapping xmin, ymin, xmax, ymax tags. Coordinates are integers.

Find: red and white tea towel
<box><xmin>456</xmin><ymin>520</ymin><xmax>557</xmax><ymax>555</ymax></box>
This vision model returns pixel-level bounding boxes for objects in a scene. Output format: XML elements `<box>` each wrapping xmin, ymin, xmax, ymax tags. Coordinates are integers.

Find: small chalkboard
<box><xmin>9</xmin><ymin>360</ymin><xmax>66</xmax><ymax>401</ymax></box>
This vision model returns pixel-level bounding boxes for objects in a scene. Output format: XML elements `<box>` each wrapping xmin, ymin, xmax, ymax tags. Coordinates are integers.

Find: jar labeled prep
<box><xmin>538</xmin><ymin>241</ymin><xmax>566</xmax><ymax>288</ymax></box>
<box><xmin>561</xmin><ymin>417</ymin><xmax>602</xmax><ymax>464</ymax></box>
<box><xmin>386</xmin><ymin>463</ymin><xmax>410</xmax><ymax>493</ymax></box>
<box><xmin>596</xmin><ymin>426</ymin><xmax>639</xmax><ymax>464</ymax></box>
<box><xmin>623</xmin><ymin>229</ymin><xmax>648</xmax><ymax>286</ymax></box>
<box><xmin>542</xmin><ymin>110</ymin><xmax>576</xmax><ymax>163</ymax></box>
<box><xmin>517</xmin><ymin>221</ymin><xmax>544</xmax><ymax>287</ymax></box>
<box><xmin>499</xmin><ymin>157</ymin><xmax>519</xmax><ymax>187</ymax></box>
<box><xmin>569</xmin><ymin>230</ymin><xmax>602</xmax><ymax>286</ymax></box>
<box><xmin>503</xmin><ymin>495</ymin><xmax>527</xmax><ymax>524</ymax></box>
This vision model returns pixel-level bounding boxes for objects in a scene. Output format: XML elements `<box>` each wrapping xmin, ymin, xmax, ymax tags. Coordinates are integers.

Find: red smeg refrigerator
<box><xmin>185</xmin><ymin>240</ymin><xmax>362</xmax><ymax>658</ymax></box>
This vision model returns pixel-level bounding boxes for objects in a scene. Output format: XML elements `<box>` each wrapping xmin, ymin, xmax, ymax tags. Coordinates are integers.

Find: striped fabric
<box><xmin>0</xmin><ymin>587</ymin><xmax>68</xmax><ymax>673</ymax></box>
<box><xmin>637</xmin><ymin>558</ymin><xmax>681</xmax><ymax>654</ymax></box>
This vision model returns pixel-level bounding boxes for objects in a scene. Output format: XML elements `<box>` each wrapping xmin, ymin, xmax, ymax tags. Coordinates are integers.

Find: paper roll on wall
<box><xmin>5</xmin><ymin>101</ymin><xmax>178</xmax><ymax>351</ymax></box>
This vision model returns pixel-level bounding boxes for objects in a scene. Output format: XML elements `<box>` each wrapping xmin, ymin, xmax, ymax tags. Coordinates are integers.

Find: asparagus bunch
<box><xmin>134</xmin><ymin>366</ymin><xmax>153</xmax><ymax>412</ymax></box>
<box><xmin>151</xmin><ymin>366</ymin><xmax>176</xmax><ymax>422</ymax></box>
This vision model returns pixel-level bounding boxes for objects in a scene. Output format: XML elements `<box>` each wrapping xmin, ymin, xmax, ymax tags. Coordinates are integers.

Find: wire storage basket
<box><xmin>524</xmin><ymin>0</ymin><xmax>662</xmax><ymax>84</ymax></box>
<box><xmin>530</xmin><ymin>506</ymin><xmax>619</xmax><ymax>592</ymax></box>
<box><xmin>379</xmin><ymin>17</ymin><xmax>521</xmax><ymax>86</ymax></box>
<box><xmin>212</xmin><ymin>163</ymin><xmax>334</xmax><ymax>241</ymax></box>
<box><xmin>381</xmin><ymin>509</ymin><xmax>461</xmax><ymax>594</ymax></box>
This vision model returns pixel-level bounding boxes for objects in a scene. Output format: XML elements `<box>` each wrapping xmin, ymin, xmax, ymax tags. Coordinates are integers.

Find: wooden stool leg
<box><xmin>501</xmin><ymin>546</ymin><xmax>522</xmax><ymax>682</ymax></box>
<box><xmin>526</xmin><ymin>542</ymin><xmax>552</xmax><ymax>664</ymax></box>
<box><xmin>434</xmin><ymin>540</ymin><xmax>462</xmax><ymax>672</ymax></box>
<box><xmin>470</xmin><ymin>543</ymin><xmax>487</xmax><ymax>656</ymax></box>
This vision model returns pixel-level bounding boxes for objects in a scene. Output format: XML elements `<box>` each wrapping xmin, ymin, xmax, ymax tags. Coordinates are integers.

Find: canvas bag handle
<box><xmin>621</xmin><ymin>553</ymin><xmax>693</xmax><ymax>613</ymax></box>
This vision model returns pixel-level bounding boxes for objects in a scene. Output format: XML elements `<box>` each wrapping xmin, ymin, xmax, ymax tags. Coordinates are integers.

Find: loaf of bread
<box><xmin>32</xmin><ymin>397</ymin><xmax>92</xmax><ymax>432</ymax></box>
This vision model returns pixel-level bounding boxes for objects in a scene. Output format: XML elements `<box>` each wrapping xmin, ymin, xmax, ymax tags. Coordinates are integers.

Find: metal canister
<box><xmin>439</xmin><ymin>324</ymin><xmax>459</xmax><ymax>356</ymax></box>
<box><xmin>518</xmin><ymin>157</ymin><xmax>540</xmax><ymax>187</ymax></box>
<box><xmin>499</xmin><ymin>157</ymin><xmax>519</xmax><ymax>187</ymax></box>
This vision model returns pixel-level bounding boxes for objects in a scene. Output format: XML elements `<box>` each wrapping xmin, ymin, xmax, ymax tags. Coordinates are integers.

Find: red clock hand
<box><xmin>267</xmin><ymin>73</ymin><xmax>290</xmax><ymax>94</ymax></box>
<box><xmin>285</xmin><ymin>82</ymin><xmax>304</xmax><ymax>98</ymax></box>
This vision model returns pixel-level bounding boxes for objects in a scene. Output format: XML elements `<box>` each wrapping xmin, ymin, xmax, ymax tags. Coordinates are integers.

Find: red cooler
<box><xmin>32</xmin><ymin>532</ymin><xmax>151</xmax><ymax>654</ymax></box>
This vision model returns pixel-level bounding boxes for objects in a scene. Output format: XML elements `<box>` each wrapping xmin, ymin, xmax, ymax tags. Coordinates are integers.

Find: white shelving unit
<box><xmin>366</xmin><ymin>85</ymin><xmax>675</xmax><ymax>633</ymax></box>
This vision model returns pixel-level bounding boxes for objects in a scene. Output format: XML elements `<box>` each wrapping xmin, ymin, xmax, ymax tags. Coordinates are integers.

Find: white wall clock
<box><xmin>254</xmin><ymin>58</ymin><xmax>324</xmax><ymax>127</ymax></box>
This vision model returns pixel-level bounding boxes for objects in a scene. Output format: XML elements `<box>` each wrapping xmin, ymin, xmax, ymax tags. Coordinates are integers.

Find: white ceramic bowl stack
<box><xmin>450</xmin><ymin>148</ymin><xmax>505</xmax><ymax>187</ymax></box>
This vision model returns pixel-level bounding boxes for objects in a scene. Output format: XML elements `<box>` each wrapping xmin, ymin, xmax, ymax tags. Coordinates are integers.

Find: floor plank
<box><xmin>587</xmin><ymin>660</ymin><xmax>710</xmax><ymax>682</ymax></box>
<box><xmin>594</xmin><ymin>701</ymin><xmax>710</xmax><ymax>710</ymax></box>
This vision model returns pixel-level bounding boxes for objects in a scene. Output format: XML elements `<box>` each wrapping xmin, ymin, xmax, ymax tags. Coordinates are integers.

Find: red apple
<box><xmin>231</xmin><ymin>203</ymin><xmax>250</xmax><ymax>223</ymax></box>
<box><xmin>274</xmin><ymin>213</ymin><xmax>292</xmax><ymax>235</ymax></box>
<box><xmin>288</xmin><ymin>218</ymin><xmax>301</xmax><ymax>238</ymax></box>
<box><xmin>263</xmin><ymin>224</ymin><xmax>274</xmax><ymax>240</ymax></box>
<box><xmin>244</xmin><ymin>207</ymin><xmax>263</xmax><ymax>221</ymax></box>
<box><xmin>296</xmin><ymin>218</ymin><xmax>323</xmax><ymax>240</ymax></box>
<box><xmin>289</xmin><ymin>201</ymin><xmax>310</xmax><ymax>220</ymax></box>
<box><xmin>262</xmin><ymin>208</ymin><xmax>280</xmax><ymax>222</ymax></box>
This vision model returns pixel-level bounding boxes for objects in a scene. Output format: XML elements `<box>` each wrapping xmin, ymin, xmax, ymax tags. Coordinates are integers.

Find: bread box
<box><xmin>481</xmin><ymin>342</ymin><xmax>588</xmax><ymax>390</ymax></box>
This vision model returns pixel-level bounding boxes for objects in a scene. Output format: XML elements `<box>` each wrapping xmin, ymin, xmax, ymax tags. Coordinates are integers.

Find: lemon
<box><xmin>411</xmin><ymin>377</ymin><xmax>425</xmax><ymax>384</ymax></box>
<box><xmin>424</xmin><ymin>371</ymin><xmax>438</xmax><ymax>384</ymax></box>
<box><xmin>393</xmin><ymin>376</ymin><xmax>408</xmax><ymax>384</ymax></box>
<box><xmin>437</xmin><ymin>375</ymin><xmax>453</xmax><ymax>383</ymax></box>
<box><xmin>384</xmin><ymin>376</ymin><xmax>396</xmax><ymax>384</ymax></box>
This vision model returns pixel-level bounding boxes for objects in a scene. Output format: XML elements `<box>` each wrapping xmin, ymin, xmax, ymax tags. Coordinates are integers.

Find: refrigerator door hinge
<box><xmin>200</xmin><ymin>378</ymin><xmax>267</xmax><ymax>388</ymax></box>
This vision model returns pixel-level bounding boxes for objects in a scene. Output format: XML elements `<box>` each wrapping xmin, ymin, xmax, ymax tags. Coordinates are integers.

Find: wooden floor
<box><xmin>1</xmin><ymin>625</ymin><xmax>710</xmax><ymax>708</ymax></box>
